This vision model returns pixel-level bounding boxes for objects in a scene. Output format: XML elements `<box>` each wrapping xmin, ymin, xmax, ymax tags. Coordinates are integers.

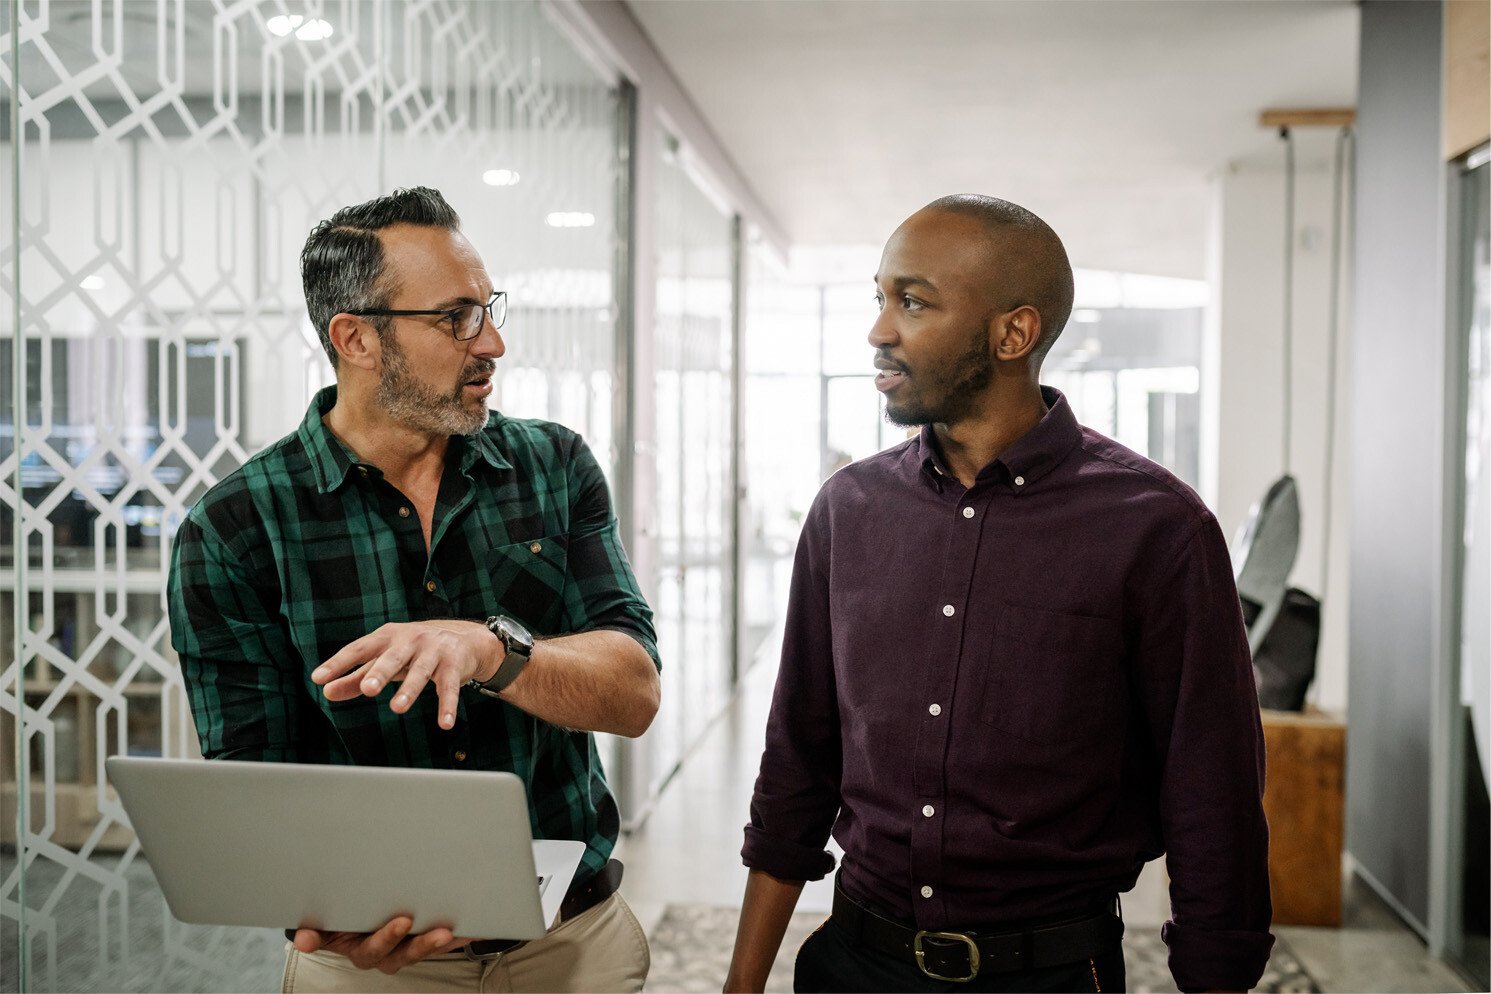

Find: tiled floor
<box><xmin>616</xmin><ymin>635</ymin><xmax>1474</xmax><ymax>994</ymax></box>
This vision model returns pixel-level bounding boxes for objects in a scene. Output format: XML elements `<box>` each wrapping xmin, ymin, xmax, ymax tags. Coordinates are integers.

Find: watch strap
<box><xmin>468</xmin><ymin>616</ymin><xmax>532</xmax><ymax>698</ymax></box>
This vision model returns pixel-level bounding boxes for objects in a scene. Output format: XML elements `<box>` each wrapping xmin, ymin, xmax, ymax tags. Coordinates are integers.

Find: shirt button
<box><xmin>425</xmin><ymin>580</ymin><xmax>437</xmax><ymax>593</ymax></box>
<box><xmin>529</xmin><ymin>542</ymin><xmax>542</xmax><ymax>554</ymax></box>
<box><xmin>920</xmin><ymin>885</ymin><xmax>934</xmax><ymax>899</ymax></box>
<box><xmin>922</xmin><ymin>805</ymin><xmax>935</xmax><ymax>817</ymax></box>
<box><xmin>398</xmin><ymin>506</ymin><xmax>411</xmax><ymax>518</ymax></box>
<box><xmin>928</xmin><ymin>703</ymin><xmax>942</xmax><ymax>716</ymax></box>
<box><xmin>962</xmin><ymin>506</ymin><xmax>975</xmax><ymax>518</ymax></box>
<box><xmin>1014</xmin><ymin>475</ymin><xmax>1026</xmax><ymax>486</ymax></box>
<box><xmin>453</xmin><ymin>750</ymin><xmax>467</xmax><ymax>762</ymax></box>
<box><xmin>356</xmin><ymin>466</ymin><xmax>368</xmax><ymax>476</ymax></box>
<box><xmin>942</xmin><ymin>604</ymin><xmax>955</xmax><ymax>617</ymax></box>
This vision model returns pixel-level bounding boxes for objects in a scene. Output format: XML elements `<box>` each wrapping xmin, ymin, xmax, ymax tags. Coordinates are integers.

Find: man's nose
<box><xmin>868</xmin><ymin>307</ymin><xmax>897</xmax><ymax>349</ymax></box>
<box><xmin>470</xmin><ymin>311</ymin><xmax>506</xmax><ymax>360</ymax></box>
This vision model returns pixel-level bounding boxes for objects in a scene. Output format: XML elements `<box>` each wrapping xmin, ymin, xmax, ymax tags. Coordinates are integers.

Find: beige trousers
<box><xmin>281</xmin><ymin>893</ymin><xmax>650</xmax><ymax>994</ymax></box>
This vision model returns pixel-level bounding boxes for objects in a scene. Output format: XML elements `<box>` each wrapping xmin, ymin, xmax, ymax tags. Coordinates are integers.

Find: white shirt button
<box><xmin>962</xmin><ymin>506</ymin><xmax>975</xmax><ymax>518</ymax></box>
<box><xmin>920</xmin><ymin>885</ymin><xmax>934</xmax><ymax>898</ymax></box>
<box><xmin>942</xmin><ymin>604</ymin><xmax>955</xmax><ymax>617</ymax></box>
<box><xmin>922</xmin><ymin>805</ymin><xmax>935</xmax><ymax>817</ymax></box>
<box><xmin>1014</xmin><ymin>475</ymin><xmax>1026</xmax><ymax>486</ymax></box>
<box><xmin>928</xmin><ymin>703</ymin><xmax>942</xmax><ymax>716</ymax></box>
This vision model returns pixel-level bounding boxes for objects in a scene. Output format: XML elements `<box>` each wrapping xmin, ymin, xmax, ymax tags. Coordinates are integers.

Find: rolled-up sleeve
<box><xmin>741</xmin><ymin>497</ymin><xmax>841</xmax><ymax>881</ymax></box>
<box><xmin>562</xmin><ymin>436</ymin><xmax>660</xmax><ymax>672</ymax></box>
<box><xmin>1136</xmin><ymin>513</ymin><xmax>1274</xmax><ymax>993</ymax></box>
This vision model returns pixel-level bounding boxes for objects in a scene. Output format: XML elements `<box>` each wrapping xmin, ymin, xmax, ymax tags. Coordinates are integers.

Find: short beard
<box><xmin>376</xmin><ymin>333</ymin><xmax>491</xmax><ymax>437</ymax></box>
<box><xmin>884</xmin><ymin>326</ymin><xmax>995</xmax><ymax>428</ymax></box>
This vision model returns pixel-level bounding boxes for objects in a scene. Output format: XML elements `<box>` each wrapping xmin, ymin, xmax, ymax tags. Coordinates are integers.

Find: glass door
<box><xmin>1451</xmin><ymin>148</ymin><xmax>1490</xmax><ymax>991</ymax></box>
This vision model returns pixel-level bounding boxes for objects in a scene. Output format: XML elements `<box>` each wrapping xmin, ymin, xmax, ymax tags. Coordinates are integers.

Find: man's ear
<box><xmin>992</xmin><ymin>305</ymin><xmax>1042</xmax><ymax>362</ymax></box>
<box><xmin>327</xmin><ymin>314</ymin><xmax>381</xmax><ymax>371</ymax></box>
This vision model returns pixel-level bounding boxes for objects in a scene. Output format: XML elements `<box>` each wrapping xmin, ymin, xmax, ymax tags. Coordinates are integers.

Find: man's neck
<box><xmin>932</xmin><ymin>383</ymin><xmax>1048</xmax><ymax>489</ymax></box>
<box><xmin>322</xmin><ymin>393</ymin><xmax>450</xmax><ymax>492</ymax></box>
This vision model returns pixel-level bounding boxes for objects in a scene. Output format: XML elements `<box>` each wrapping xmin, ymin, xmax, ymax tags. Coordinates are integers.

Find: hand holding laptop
<box><xmin>292</xmin><ymin>915</ymin><xmax>472</xmax><ymax>974</ymax></box>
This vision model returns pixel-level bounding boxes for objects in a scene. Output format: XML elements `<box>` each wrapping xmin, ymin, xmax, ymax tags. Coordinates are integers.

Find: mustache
<box><xmin>874</xmin><ymin>352</ymin><xmax>909</xmax><ymax>374</ymax></box>
<box><xmin>462</xmin><ymin>360</ymin><xmax>497</xmax><ymax>381</ymax></box>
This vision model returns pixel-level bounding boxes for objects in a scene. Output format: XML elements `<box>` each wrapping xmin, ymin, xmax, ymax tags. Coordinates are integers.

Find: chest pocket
<box><xmin>980</xmin><ymin>601</ymin><xmax>1124</xmax><ymax>744</ymax></box>
<box><xmin>487</xmin><ymin>534</ymin><xmax>570</xmax><ymax>634</ymax></box>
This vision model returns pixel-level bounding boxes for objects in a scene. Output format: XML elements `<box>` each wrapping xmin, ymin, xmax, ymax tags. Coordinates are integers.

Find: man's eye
<box><xmin>902</xmin><ymin>295</ymin><xmax>924</xmax><ymax>311</ymax></box>
<box><xmin>873</xmin><ymin>293</ymin><xmax>885</xmax><ymax>310</ymax></box>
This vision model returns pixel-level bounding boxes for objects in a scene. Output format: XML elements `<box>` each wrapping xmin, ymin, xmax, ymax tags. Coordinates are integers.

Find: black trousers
<box><xmin>793</xmin><ymin>915</ymin><xmax>1127</xmax><ymax>994</ymax></box>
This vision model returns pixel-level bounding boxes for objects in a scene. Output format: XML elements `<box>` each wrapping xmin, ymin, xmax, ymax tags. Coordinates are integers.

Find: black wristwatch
<box><xmin>466</xmin><ymin>615</ymin><xmax>534</xmax><ymax>698</ymax></box>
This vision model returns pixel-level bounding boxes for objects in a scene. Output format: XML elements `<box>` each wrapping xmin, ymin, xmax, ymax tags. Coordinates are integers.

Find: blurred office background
<box><xmin>0</xmin><ymin>1</ymin><xmax>1486</xmax><ymax>991</ymax></box>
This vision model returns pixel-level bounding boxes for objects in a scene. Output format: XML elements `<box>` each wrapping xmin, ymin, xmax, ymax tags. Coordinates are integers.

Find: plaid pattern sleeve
<box><xmin>169</xmin><ymin>472</ymin><xmax>309</xmax><ymax>763</ymax></box>
<box><xmin>559</xmin><ymin>432</ymin><xmax>661</xmax><ymax>670</ymax></box>
<box><xmin>167</xmin><ymin>387</ymin><xmax>658</xmax><ymax>879</ymax></box>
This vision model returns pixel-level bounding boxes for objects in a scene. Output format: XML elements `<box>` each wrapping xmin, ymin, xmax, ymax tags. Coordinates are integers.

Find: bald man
<box><xmin>725</xmin><ymin>196</ymin><xmax>1272</xmax><ymax>994</ymax></box>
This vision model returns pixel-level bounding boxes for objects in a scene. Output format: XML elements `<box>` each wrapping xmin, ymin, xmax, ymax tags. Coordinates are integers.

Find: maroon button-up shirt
<box><xmin>742</xmin><ymin>388</ymin><xmax>1273</xmax><ymax>993</ymax></box>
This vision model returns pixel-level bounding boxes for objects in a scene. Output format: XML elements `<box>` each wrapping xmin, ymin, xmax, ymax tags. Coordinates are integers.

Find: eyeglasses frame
<box><xmin>349</xmin><ymin>290</ymin><xmax>507</xmax><ymax>341</ymax></box>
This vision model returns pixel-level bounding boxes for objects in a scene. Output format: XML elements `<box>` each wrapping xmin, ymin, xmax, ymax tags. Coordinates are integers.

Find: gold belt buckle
<box><xmin>913</xmin><ymin>930</ymin><xmax>981</xmax><ymax>983</ymax></box>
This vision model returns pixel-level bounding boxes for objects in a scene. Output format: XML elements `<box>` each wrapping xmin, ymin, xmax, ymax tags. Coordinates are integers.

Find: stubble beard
<box><xmin>376</xmin><ymin>334</ymin><xmax>491</xmax><ymax>437</ymax></box>
<box><xmin>884</xmin><ymin>326</ymin><xmax>996</xmax><ymax>429</ymax></box>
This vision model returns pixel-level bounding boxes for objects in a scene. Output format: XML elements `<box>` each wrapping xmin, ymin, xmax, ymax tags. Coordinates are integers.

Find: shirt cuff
<box><xmin>1161</xmin><ymin>919</ymin><xmax>1275</xmax><ymax>993</ymax></box>
<box><xmin>590</xmin><ymin>624</ymin><xmax>662</xmax><ymax>671</ymax></box>
<box><xmin>741</xmin><ymin>824</ymin><xmax>837</xmax><ymax>881</ymax></box>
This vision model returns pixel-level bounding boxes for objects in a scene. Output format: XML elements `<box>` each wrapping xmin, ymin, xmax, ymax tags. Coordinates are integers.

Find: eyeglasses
<box><xmin>351</xmin><ymin>290</ymin><xmax>507</xmax><ymax>341</ymax></box>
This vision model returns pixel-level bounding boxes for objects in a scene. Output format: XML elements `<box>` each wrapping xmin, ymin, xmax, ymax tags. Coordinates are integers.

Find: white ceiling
<box><xmin>626</xmin><ymin>0</ymin><xmax>1359</xmax><ymax>278</ymax></box>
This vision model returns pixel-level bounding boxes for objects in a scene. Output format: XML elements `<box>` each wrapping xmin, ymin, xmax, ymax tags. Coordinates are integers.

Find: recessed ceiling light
<box><xmin>266</xmin><ymin>15</ymin><xmax>334</xmax><ymax>40</ymax></box>
<box><xmin>546</xmin><ymin>212</ymin><xmax>595</xmax><ymax>228</ymax></box>
<box><xmin>483</xmin><ymin>169</ymin><xmax>521</xmax><ymax>187</ymax></box>
<box><xmin>1071</xmin><ymin>308</ymin><xmax>1102</xmax><ymax>323</ymax></box>
<box><xmin>81</xmin><ymin>275</ymin><xmax>105</xmax><ymax>290</ymax></box>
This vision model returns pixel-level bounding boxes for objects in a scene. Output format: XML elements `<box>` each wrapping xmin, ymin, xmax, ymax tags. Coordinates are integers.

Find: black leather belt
<box><xmin>831</xmin><ymin>879</ymin><xmax>1123</xmax><ymax>983</ymax></box>
<box><xmin>463</xmin><ymin>858</ymin><xmax>624</xmax><ymax>959</ymax></box>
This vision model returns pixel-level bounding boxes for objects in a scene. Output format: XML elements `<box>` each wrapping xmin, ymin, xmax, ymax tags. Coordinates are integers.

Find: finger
<box><xmin>319</xmin><ymin>663</ymin><xmax>375</xmax><ymax>702</ymax></box>
<box><xmin>346</xmin><ymin>916</ymin><xmax>413</xmax><ymax>971</ymax></box>
<box><xmin>389</xmin><ymin>652</ymin><xmax>439</xmax><ymax>714</ymax></box>
<box><xmin>377</xmin><ymin>926</ymin><xmax>456</xmax><ymax>975</ymax></box>
<box><xmin>292</xmin><ymin>928</ymin><xmax>329</xmax><ymax>953</ymax></box>
<box><xmin>434</xmin><ymin>666</ymin><xmax>464</xmax><ymax>730</ymax></box>
<box><xmin>315</xmin><ymin>630</ymin><xmax>392</xmax><ymax>684</ymax></box>
<box><xmin>359</xmin><ymin>642</ymin><xmax>418</xmax><ymax>699</ymax></box>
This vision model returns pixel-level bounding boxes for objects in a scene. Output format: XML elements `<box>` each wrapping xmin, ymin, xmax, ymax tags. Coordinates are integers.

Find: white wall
<box><xmin>1208</xmin><ymin>130</ymin><xmax>1354</xmax><ymax>714</ymax></box>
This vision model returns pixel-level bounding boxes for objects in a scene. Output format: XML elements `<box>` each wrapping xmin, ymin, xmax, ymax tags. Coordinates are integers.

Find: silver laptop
<box><xmin>106</xmin><ymin>756</ymin><xmax>586</xmax><ymax>939</ymax></box>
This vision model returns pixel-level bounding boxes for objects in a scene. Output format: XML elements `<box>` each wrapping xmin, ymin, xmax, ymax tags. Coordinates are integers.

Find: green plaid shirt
<box><xmin>169</xmin><ymin>386</ymin><xmax>659</xmax><ymax>880</ymax></box>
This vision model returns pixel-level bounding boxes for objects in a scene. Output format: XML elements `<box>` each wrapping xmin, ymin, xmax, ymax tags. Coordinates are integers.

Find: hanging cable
<box><xmin>1281</xmin><ymin>126</ymin><xmax>1296</xmax><ymax>475</ymax></box>
<box><xmin>1319</xmin><ymin>126</ymin><xmax>1353</xmax><ymax>605</ymax></box>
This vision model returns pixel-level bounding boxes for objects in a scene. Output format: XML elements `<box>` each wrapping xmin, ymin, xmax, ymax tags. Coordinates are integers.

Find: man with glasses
<box><xmin>169</xmin><ymin>187</ymin><xmax>659</xmax><ymax>992</ymax></box>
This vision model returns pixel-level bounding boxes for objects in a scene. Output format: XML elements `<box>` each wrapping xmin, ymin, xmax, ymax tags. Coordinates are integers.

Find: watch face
<box><xmin>499</xmin><ymin>615</ymin><xmax>533</xmax><ymax>645</ymax></box>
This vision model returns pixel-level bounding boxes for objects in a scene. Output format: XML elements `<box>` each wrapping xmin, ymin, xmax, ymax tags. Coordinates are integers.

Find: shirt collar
<box><xmin>915</xmin><ymin>385</ymin><xmax>1083</xmax><ymax>493</ymax></box>
<box><xmin>297</xmin><ymin>386</ymin><xmax>511</xmax><ymax>495</ymax></box>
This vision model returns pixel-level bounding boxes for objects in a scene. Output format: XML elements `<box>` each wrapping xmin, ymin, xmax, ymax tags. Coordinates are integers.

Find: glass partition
<box><xmin>648</xmin><ymin>132</ymin><xmax>735</xmax><ymax>794</ymax></box>
<box><xmin>1</xmin><ymin>2</ymin><xmax>623</xmax><ymax>989</ymax></box>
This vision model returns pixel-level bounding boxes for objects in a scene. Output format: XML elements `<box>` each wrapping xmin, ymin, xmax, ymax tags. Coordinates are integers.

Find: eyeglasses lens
<box><xmin>454</xmin><ymin>295</ymin><xmax>505</xmax><ymax>340</ymax></box>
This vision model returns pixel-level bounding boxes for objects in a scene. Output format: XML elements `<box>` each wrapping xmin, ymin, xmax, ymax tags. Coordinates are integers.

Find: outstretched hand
<box><xmin>312</xmin><ymin>620</ymin><xmax>503</xmax><ymax>729</ymax></box>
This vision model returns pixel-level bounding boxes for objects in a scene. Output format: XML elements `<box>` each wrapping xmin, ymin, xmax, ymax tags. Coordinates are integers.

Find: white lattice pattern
<box><xmin>0</xmin><ymin>2</ymin><xmax>621</xmax><ymax>989</ymax></box>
